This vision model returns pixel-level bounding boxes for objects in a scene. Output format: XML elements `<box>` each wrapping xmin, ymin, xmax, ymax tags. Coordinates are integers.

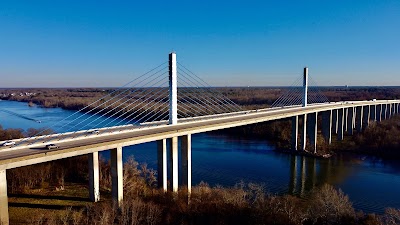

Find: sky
<box><xmin>0</xmin><ymin>0</ymin><xmax>399</xmax><ymax>87</ymax></box>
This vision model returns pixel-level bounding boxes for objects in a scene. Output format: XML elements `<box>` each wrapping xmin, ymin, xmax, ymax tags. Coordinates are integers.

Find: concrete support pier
<box><xmin>337</xmin><ymin>108</ymin><xmax>344</xmax><ymax>140</ymax></box>
<box><xmin>292</xmin><ymin>116</ymin><xmax>299</xmax><ymax>150</ymax></box>
<box><xmin>181</xmin><ymin>134</ymin><xmax>192</xmax><ymax>193</ymax></box>
<box><xmin>0</xmin><ymin>170</ymin><xmax>8</xmax><ymax>225</ymax></box>
<box><xmin>344</xmin><ymin>108</ymin><xmax>349</xmax><ymax>132</ymax></box>
<box><xmin>169</xmin><ymin>137</ymin><xmax>179</xmax><ymax>192</ymax></box>
<box><xmin>377</xmin><ymin>104</ymin><xmax>382</xmax><ymax>122</ymax></box>
<box><xmin>321</xmin><ymin>110</ymin><xmax>332</xmax><ymax>144</ymax></box>
<box><xmin>301</xmin><ymin>114</ymin><xmax>307</xmax><ymax>151</ymax></box>
<box><xmin>157</xmin><ymin>139</ymin><xmax>167</xmax><ymax>192</ymax></box>
<box><xmin>356</xmin><ymin>106</ymin><xmax>363</xmax><ymax>132</ymax></box>
<box><xmin>307</xmin><ymin>112</ymin><xmax>318</xmax><ymax>153</ymax></box>
<box><xmin>383</xmin><ymin>104</ymin><xmax>388</xmax><ymax>120</ymax></box>
<box><xmin>370</xmin><ymin>105</ymin><xmax>376</xmax><ymax>122</ymax></box>
<box><xmin>332</xmin><ymin>109</ymin><xmax>338</xmax><ymax>134</ymax></box>
<box><xmin>363</xmin><ymin>105</ymin><xmax>370</xmax><ymax>128</ymax></box>
<box><xmin>111</xmin><ymin>147</ymin><xmax>123</xmax><ymax>206</ymax></box>
<box><xmin>347</xmin><ymin>107</ymin><xmax>354</xmax><ymax>135</ymax></box>
<box><xmin>88</xmin><ymin>152</ymin><xmax>100</xmax><ymax>202</ymax></box>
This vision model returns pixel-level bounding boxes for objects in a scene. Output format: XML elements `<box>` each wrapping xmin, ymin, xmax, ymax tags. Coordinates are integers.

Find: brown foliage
<box><xmin>307</xmin><ymin>184</ymin><xmax>356</xmax><ymax>224</ymax></box>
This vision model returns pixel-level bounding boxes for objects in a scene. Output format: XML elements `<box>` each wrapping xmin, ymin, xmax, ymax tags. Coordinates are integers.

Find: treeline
<box><xmin>328</xmin><ymin>115</ymin><xmax>400</xmax><ymax>158</ymax></box>
<box><xmin>0</xmin><ymin>125</ymin><xmax>53</xmax><ymax>141</ymax></box>
<box><xmin>0</xmin><ymin>88</ymin><xmax>108</xmax><ymax>109</ymax></box>
<box><xmin>219</xmin><ymin>86</ymin><xmax>400</xmax><ymax>109</ymax></box>
<box><xmin>2</xmin><ymin>87</ymin><xmax>400</xmax><ymax>111</ymax></box>
<box><xmin>212</xmin><ymin>114</ymin><xmax>400</xmax><ymax>158</ymax></box>
<box><xmin>0</xmin><ymin>125</ymin><xmax>24</xmax><ymax>140</ymax></box>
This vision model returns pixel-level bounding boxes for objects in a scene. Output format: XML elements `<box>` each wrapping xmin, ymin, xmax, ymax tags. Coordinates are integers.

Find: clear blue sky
<box><xmin>0</xmin><ymin>0</ymin><xmax>399</xmax><ymax>87</ymax></box>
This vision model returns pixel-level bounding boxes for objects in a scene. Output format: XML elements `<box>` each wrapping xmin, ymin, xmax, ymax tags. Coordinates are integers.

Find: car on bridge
<box><xmin>46</xmin><ymin>144</ymin><xmax>59</xmax><ymax>149</ymax></box>
<box><xmin>2</xmin><ymin>141</ymin><xmax>15</xmax><ymax>146</ymax></box>
<box><xmin>90</xmin><ymin>130</ymin><xmax>100</xmax><ymax>134</ymax></box>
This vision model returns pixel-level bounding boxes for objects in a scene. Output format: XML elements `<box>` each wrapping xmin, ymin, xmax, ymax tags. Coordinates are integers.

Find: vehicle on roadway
<box><xmin>2</xmin><ymin>141</ymin><xmax>16</xmax><ymax>146</ymax></box>
<box><xmin>90</xmin><ymin>129</ymin><xmax>100</xmax><ymax>134</ymax></box>
<box><xmin>46</xmin><ymin>144</ymin><xmax>59</xmax><ymax>149</ymax></box>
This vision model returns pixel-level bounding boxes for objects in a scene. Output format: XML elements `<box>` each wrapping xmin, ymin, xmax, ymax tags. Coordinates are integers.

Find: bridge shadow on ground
<box><xmin>9</xmin><ymin>193</ymin><xmax>89</xmax><ymax>202</ymax></box>
<box><xmin>9</xmin><ymin>202</ymin><xmax>84</xmax><ymax>210</ymax></box>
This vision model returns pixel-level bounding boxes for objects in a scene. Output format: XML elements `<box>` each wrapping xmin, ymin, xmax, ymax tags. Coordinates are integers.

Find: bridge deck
<box><xmin>0</xmin><ymin>100</ymin><xmax>398</xmax><ymax>170</ymax></box>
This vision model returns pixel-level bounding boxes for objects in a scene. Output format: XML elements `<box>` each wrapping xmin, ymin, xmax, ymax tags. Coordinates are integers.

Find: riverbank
<box><xmin>211</xmin><ymin>114</ymin><xmax>400</xmax><ymax>159</ymax></box>
<box><xmin>2</xmin><ymin>86</ymin><xmax>400</xmax><ymax>111</ymax></box>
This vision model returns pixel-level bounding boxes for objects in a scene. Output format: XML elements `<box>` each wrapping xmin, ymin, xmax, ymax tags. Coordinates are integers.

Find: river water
<box><xmin>1</xmin><ymin>100</ymin><xmax>399</xmax><ymax>213</ymax></box>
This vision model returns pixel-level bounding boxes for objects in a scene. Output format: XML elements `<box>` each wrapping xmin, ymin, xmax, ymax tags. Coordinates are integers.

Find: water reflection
<box><xmin>288</xmin><ymin>155</ymin><xmax>354</xmax><ymax>197</ymax></box>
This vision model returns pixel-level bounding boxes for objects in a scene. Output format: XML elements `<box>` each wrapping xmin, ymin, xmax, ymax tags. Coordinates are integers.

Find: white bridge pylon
<box><xmin>272</xmin><ymin>67</ymin><xmax>329</xmax><ymax>108</ymax></box>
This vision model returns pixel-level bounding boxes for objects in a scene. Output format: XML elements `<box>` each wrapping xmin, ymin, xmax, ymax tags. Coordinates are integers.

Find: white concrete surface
<box><xmin>111</xmin><ymin>147</ymin><xmax>123</xmax><ymax>206</ymax></box>
<box><xmin>88</xmin><ymin>152</ymin><xmax>100</xmax><ymax>202</ymax></box>
<box><xmin>157</xmin><ymin>139</ymin><xmax>167</xmax><ymax>192</ymax></box>
<box><xmin>181</xmin><ymin>134</ymin><xmax>191</xmax><ymax>193</ymax></box>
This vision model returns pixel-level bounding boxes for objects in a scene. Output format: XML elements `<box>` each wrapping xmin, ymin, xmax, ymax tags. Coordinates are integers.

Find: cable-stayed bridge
<box><xmin>1</xmin><ymin>53</ymin><xmax>399</xmax><ymax>224</ymax></box>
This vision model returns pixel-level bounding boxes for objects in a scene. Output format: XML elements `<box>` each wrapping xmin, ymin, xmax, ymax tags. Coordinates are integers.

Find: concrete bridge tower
<box><xmin>302</xmin><ymin>67</ymin><xmax>309</xmax><ymax>107</ymax></box>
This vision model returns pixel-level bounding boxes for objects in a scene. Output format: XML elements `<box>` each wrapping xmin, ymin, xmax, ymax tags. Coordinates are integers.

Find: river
<box><xmin>0</xmin><ymin>100</ymin><xmax>399</xmax><ymax>213</ymax></box>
